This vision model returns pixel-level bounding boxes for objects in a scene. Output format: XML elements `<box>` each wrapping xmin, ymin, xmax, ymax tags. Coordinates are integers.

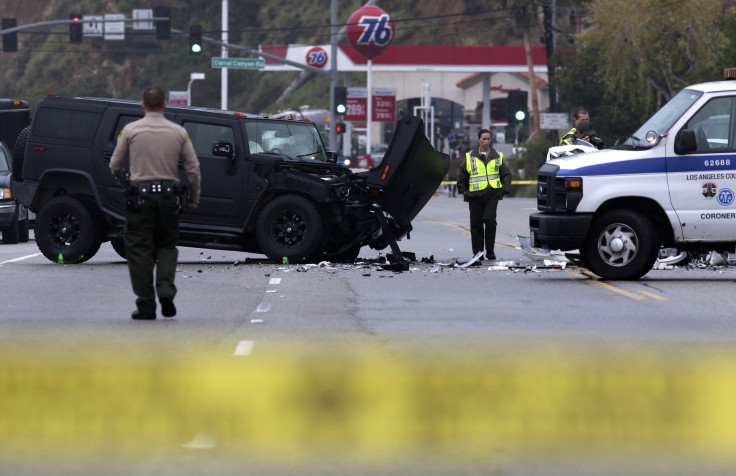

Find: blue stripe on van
<box><xmin>558</xmin><ymin>153</ymin><xmax>736</xmax><ymax>176</ymax></box>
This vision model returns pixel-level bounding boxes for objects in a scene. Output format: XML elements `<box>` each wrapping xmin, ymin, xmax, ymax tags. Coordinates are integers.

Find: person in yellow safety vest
<box><xmin>559</xmin><ymin>106</ymin><xmax>589</xmax><ymax>146</ymax></box>
<box><xmin>456</xmin><ymin>129</ymin><xmax>512</xmax><ymax>261</ymax></box>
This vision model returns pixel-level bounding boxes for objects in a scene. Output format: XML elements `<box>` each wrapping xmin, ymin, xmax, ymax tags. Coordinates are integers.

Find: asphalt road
<box><xmin>3</xmin><ymin>195</ymin><xmax>736</xmax><ymax>476</ymax></box>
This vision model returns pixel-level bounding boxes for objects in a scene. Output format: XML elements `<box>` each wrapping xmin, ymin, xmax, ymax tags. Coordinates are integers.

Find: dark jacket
<box><xmin>457</xmin><ymin>146</ymin><xmax>512</xmax><ymax>201</ymax></box>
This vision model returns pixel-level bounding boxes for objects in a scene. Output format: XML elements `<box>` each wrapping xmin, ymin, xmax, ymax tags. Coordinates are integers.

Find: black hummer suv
<box><xmin>12</xmin><ymin>96</ymin><xmax>448</xmax><ymax>264</ymax></box>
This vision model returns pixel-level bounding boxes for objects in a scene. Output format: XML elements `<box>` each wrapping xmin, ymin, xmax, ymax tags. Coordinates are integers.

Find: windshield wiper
<box><xmin>297</xmin><ymin>151</ymin><xmax>321</xmax><ymax>159</ymax></box>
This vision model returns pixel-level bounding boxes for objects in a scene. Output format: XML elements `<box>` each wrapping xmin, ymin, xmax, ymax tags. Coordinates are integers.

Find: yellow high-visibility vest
<box><xmin>466</xmin><ymin>151</ymin><xmax>503</xmax><ymax>191</ymax></box>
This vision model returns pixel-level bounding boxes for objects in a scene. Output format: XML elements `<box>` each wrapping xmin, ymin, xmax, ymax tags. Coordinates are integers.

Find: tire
<box><xmin>582</xmin><ymin>209</ymin><xmax>659</xmax><ymax>280</ymax></box>
<box><xmin>111</xmin><ymin>235</ymin><xmax>127</xmax><ymax>260</ymax></box>
<box><xmin>35</xmin><ymin>195</ymin><xmax>103</xmax><ymax>264</ymax></box>
<box><xmin>18</xmin><ymin>218</ymin><xmax>29</xmax><ymax>243</ymax></box>
<box><xmin>12</xmin><ymin>125</ymin><xmax>30</xmax><ymax>181</ymax></box>
<box><xmin>256</xmin><ymin>194</ymin><xmax>326</xmax><ymax>263</ymax></box>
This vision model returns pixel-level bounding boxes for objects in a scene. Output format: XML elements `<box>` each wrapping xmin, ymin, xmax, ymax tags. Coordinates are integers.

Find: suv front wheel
<box><xmin>256</xmin><ymin>194</ymin><xmax>326</xmax><ymax>263</ymax></box>
<box><xmin>35</xmin><ymin>195</ymin><xmax>103</xmax><ymax>264</ymax></box>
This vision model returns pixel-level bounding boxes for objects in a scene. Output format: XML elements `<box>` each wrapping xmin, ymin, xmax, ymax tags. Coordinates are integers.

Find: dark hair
<box><xmin>142</xmin><ymin>87</ymin><xmax>166</xmax><ymax>109</ymax></box>
<box><xmin>572</xmin><ymin>106</ymin><xmax>589</xmax><ymax>120</ymax></box>
<box><xmin>477</xmin><ymin>128</ymin><xmax>491</xmax><ymax>139</ymax></box>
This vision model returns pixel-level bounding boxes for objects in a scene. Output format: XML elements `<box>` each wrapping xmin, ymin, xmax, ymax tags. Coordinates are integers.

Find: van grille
<box><xmin>536</xmin><ymin>163</ymin><xmax>567</xmax><ymax>212</ymax></box>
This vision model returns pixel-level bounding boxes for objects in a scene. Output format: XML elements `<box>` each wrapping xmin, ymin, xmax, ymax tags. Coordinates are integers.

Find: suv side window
<box><xmin>685</xmin><ymin>97</ymin><xmax>735</xmax><ymax>152</ymax></box>
<box><xmin>183</xmin><ymin>122</ymin><xmax>234</xmax><ymax>156</ymax></box>
<box><xmin>34</xmin><ymin>108</ymin><xmax>102</xmax><ymax>141</ymax></box>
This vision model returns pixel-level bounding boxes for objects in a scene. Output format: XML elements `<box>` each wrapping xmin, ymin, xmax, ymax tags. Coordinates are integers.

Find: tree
<box><xmin>581</xmin><ymin>0</ymin><xmax>728</xmax><ymax>103</ymax></box>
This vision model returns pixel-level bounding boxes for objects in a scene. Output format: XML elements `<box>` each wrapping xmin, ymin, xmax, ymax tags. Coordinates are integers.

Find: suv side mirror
<box><xmin>212</xmin><ymin>141</ymin><xmax>237</xmax><ymax>174</ymax></box>
<box><xmin>326</xmin><ymin>151</ymin><xmax>338</xmax><ymax>164</ymax></box>
<box><xmin>675</xmin><ymin>129</ymin><xmax>697</xmax><ymax>154</ymax></box>
<box><xmin>212</xmin><ymin>141</ymin><xmax>234</xmax><ymax>159</ymax></box>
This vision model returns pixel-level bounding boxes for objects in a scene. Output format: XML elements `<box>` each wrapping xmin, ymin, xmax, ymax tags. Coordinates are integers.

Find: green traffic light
<box><xmin>191</xmin><ymin>44</ymin><xmax>202</xmax><ymax>54</ymax></box>
<box><xmin>336</xmin><ymin>104</ymin><xmax>347</xmax><ymax>115</ymax></box>
<box><xmin>515</xmin><ymin>110</ymin><xmax>526</xmax><ymax>121</ymax></box>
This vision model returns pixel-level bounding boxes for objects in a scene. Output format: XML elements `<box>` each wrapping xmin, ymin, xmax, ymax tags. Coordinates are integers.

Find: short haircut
<box><xmin>142</xmin><ymin>87</ymin><xmax>166</xmax><ymax>109</ymax></box>
<box><xmin>572</xmin><ymin>106</ymin><xmax>589</xmax><ymax>120</ymax></box>
<box><xmin>478</xmin><ymin>128</ymin><xmax>491</xmax><ymax>139</ymax></box>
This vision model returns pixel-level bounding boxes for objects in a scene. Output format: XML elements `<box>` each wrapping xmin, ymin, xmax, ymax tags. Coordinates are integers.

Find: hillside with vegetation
<box><xmin>0</xmin><ymin>0</ymin><xmax>540</xmax><ymax>113</ymax></box>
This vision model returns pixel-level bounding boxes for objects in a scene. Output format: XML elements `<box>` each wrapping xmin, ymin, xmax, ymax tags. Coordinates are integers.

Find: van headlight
<box><xmin>0</xmin><ymin>188</ymin><xmax>11</xmax><ymax>200</ymax></box>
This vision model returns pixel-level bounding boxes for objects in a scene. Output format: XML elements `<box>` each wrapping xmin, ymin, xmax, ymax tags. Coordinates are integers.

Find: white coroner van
<box><xmin>530</xmin><ymin>70</ymin><xmax>736</xmax><ymax>280</ymax></box>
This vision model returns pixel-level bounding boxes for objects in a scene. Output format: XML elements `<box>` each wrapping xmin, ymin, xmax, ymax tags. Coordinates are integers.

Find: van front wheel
<box><xmin>582</xmin><ymin>210</ymin><xmax>658</xmax><ymax>280</ymax></box>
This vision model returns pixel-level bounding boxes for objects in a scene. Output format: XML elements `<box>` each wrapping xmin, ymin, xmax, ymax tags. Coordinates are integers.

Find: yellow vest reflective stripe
<box><xmin>466</xmin><ymin>151</ymin><xmax>503</xmax><ymax>191</ymax></box>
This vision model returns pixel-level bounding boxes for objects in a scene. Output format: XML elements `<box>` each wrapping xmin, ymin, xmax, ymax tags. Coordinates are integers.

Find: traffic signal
<box><xmin>189</xmin><ymin>25</ymin><xmax>202</xmax><ymax>54</ymax></box>
<box><xmin>2</xmin><ymin>18</ymin><xmax>17</xmax><ymax>52</ymax></box>
<box><xmin>507</xmin><ymin>90</ymin><xmax>528</xmax><ymax>124</ymax></box>
<box><xmin>335</xmin><ymin>122</ymin><xmax>346</xmax><ymax>134</ymax></box>
<box><xmin>153</xmin><ymin>6</ymin><xmax>170</xmax><ymax>40</ymax></box>
<box><xmin>69</xmin><ymin>14</ymin><xmax>82</xmax><ymax>44</ymax></box>
<box><xmin>334</xmin><ymin>86</ymin><xmax>347</xmax><ymax>115</ymax></box>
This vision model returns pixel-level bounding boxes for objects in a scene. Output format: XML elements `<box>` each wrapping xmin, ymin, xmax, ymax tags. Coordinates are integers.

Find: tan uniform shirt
<box><xmin>110</xmin><ymin>111</ymin><xmax>201</xmax><ymax>204</ymax></box>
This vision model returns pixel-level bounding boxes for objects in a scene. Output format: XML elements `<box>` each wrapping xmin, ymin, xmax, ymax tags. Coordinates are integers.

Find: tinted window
<box><xmin>183</xmin><ymin>122</ymin><xmax>234</xmax><ymax>156</ymax></box>
<box><xmin>34</xmin><ymin>108</ymin><xmax>102</xmax><ymax>140</ymax></box>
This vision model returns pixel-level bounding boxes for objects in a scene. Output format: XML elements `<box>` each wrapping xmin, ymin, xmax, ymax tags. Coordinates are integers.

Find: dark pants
<box><xmin>468</xmin><ymin>194</ymin><xmax>500</xmax><ymax>257</ymax></box>
<box><xmin>124</xmin><ymin>193</ymin><xmax>180</xmax><ymax>313</ymax></box>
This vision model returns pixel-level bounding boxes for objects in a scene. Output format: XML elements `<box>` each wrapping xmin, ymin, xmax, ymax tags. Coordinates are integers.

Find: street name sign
<box><xmin>211</xmin><ymin>57</ymin><xmax>265</xmax><ymax>70</ymax></box>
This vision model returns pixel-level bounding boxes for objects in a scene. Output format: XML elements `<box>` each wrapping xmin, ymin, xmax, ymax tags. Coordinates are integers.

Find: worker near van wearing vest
<box><xmin>457</xmin><ymin>129</ymin><xmax>512</xmax><ymax>261</ymax></box>
<box><xmin>110</xmin><ymin>86</ymin><xmax>201</xmax><ymax>320</ymax></box>
<box><xmin>559</xmin><ymin>106</ymin><xmax>589</xmax><ymax>146</ymax></box>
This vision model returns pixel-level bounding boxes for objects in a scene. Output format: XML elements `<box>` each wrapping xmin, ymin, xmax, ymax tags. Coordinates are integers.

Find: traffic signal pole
<box><xmin>328</xmin><ymin>0</ymin><xmax>338</xmax><ymax>152</ymax></box>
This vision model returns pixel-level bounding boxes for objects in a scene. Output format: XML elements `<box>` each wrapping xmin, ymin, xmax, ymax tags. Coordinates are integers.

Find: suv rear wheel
<box><xmin>35</xmin><ymin>195</ymin><xmax>103</xmax><ymax>264</ymax></box>
<box><xmin>582</xmin><ymin>209</ymin><xmax>658</xmax><ymax>280</ymax></box>
<box><xmin>256</xmin><ymin>194</ymin><xmax>326</xmax><ymax>263</ymax></box>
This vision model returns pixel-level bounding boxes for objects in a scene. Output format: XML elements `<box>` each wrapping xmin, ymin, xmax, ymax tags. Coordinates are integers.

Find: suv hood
<box><xmin>363</xmin><ymin>115</ymin><xmax>449</xmax><ymax>226</ymax></box>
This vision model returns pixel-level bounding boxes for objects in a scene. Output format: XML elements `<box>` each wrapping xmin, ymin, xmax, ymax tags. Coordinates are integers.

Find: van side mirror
<box><xmin>326</xmin><ymin>151</ymin><xmax>338</xmax><ymax>164</ymax></box>
<box><xmin>675</xmin><ymin>129</ymin><xmax>697</xmax><ymax>154</ymax></box>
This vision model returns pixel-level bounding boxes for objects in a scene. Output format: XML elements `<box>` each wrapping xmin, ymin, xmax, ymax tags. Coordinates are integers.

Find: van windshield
<box><xmin>616</xmin><ymin>89</ymin><xmax>703</xmax><ymax>149</ymax></box>
<box><xmin>244</xmin><ymin>120</ymin><xmax>328</xmax><ymax>161</ymax></box>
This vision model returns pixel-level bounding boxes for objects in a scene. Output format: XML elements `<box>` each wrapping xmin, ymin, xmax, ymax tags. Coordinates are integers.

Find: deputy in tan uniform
<box><xmin>110</xmin><ymin>86</ymin><xmax>201</xmax><ymax>320</ymax></box>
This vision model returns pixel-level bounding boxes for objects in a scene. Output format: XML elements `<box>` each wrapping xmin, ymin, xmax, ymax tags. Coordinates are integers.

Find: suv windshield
<box><xmin>616</xmin><ymin>88</ymin><xmax>703</xmax><ymax>149</ymax></box>
<box><xmin>245</xmin><ymin>120</ymin><xmax>328</xmax><ymax>161</ymax></box>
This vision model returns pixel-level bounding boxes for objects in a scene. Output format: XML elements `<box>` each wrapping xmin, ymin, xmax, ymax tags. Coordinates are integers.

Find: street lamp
<box><xmin>187</xmin><ymin>73</ymin><xmax>205</xmax><ymax>106</ymax></box>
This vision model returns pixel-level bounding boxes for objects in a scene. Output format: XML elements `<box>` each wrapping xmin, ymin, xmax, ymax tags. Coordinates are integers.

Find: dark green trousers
<box><xmin>468</xmin><ymin>194</ymin><xmax>500</xmax><ymax>257</ymax></box>
<box><xmin>124</xmin><ymin>194</ymin><xmax>179</xmax><ymax>313</ymax></box>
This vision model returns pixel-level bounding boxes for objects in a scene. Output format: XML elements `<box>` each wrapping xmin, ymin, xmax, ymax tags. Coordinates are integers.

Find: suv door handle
<box><xmin>103</xmin><ymin>152</ymin><xmax>113</xmax><ymax>161</ymax></box>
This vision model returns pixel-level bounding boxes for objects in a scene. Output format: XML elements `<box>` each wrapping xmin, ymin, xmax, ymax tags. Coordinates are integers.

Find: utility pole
<box><xmin>328</xmin><ymin>0</ymin><xmax>338</xmax><ymax>152</ymax></box>
<box><xmin>543</xmin><ymin>0</ymin><xmax>559</xmax><ymax>143</ymax></box>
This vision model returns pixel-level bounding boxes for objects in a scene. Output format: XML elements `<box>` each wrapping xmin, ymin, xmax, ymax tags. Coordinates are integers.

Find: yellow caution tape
<box><xmin>3</xmin><ymin>346</ymin><xmax>736</xmax><ymax>466</ymax></box>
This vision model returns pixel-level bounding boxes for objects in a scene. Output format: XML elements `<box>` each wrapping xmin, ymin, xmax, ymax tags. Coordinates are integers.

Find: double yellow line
<box><xmin>570</xmin><ymin>268</ymin><xmax>668</xmax><ymax>301</ymax></box>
